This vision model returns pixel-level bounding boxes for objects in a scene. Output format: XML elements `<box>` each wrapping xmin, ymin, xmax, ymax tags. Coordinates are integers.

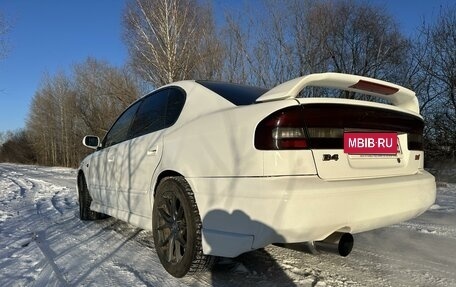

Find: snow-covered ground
<box><xmin>1</xmin><ymin>163</ymin><xmax>455</xmax><ymax>287</ymax></box>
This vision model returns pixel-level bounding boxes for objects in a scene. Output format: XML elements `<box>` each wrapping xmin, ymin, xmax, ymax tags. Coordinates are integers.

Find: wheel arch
<box><xmin>153</xmin><ymin>170</ymin><xmax>184</xmax><ymax>197</ymax></box>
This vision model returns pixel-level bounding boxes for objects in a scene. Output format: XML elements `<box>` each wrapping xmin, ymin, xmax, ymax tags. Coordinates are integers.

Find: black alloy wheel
<box><xmin>153</xmin><ymin>176</ymin><xmax>214</xmax><ymax>277</ymax></box>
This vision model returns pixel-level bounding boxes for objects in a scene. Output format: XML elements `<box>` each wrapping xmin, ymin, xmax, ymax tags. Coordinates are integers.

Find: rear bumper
<box><xmin>187</xmin><ymin>170</ymin><xmax>436</xmax><ymax>257</ymax></box>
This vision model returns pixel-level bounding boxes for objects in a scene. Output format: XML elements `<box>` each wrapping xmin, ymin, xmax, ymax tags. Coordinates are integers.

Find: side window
<box><xmin>104</xmin><ymin>101</ymin><xmax>141</xmax><ymax>148</ymax></box>
<box><xmin>129</xmin><ymin>90</ymin><xmax>168</xmax><ymax>138</ymax></box>
<box><xmin>165</xmin><ymin>88</ymin><xmax>186</xmax><ymax>127</ymax></box>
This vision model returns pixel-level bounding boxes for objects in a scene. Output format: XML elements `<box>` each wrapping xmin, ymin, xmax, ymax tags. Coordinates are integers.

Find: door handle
<box><xmin>147</xmin><ymin>147</ymin><xmax>158</xmax><ymax>156</ymax></box>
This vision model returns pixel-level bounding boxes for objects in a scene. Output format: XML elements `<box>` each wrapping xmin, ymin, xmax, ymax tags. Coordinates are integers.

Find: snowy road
<box><xmin>1</xmin><ymin>163</ymin><xmax>455</xmax><ymax>286</ymax></box>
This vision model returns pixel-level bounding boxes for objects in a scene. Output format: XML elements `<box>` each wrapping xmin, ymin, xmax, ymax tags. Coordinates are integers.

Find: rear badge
<box><xmin>323</xmin><ymin>154</ymin><xmax>339</xmax><ymax>161</ymax></box>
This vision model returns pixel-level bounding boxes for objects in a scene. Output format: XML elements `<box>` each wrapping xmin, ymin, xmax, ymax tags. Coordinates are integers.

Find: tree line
<box><xmin>1</xmin><ymin>0</ymin><xmax>455</xmax><ymax>167</ymax></box>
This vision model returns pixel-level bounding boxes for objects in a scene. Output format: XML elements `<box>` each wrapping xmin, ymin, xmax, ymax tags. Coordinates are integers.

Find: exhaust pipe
<box><xmin>313</xmin><ymin>232</ymin><xmax>353</xmax><ymax>257</ymax></box>
<box><xmin>274</xmin><ymin>232</ymin><xmax>354</xmax><ymax>257</ymax></box>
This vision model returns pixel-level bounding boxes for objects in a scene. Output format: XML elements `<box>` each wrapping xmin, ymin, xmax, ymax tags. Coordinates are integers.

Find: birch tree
<box><xmin>26</xmin><ymin>59</ymin><xmax>140</xmax><ymax>167</ymax></box>
<box><xmin>123</xmin><ymin>0</ymin><xmax>222</xmax><ymax>86</ymax></box>
<box><xmin>27</xmin><ymin>72</ymin><xmax>75</xmax><ymax>166</ymax></box>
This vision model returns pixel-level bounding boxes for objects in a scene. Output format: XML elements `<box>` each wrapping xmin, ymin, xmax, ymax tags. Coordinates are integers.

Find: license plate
<box><xmin>344</xmin><ymin>132</ymin><xmax>397</xmax><ymax>154</ymax></box>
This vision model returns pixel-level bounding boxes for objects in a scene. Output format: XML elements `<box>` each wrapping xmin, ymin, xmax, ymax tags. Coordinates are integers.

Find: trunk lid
<box><xmin>296</xmin><ymin>100</ymin><xmax>424</xmax><ymax>180</ymax></box>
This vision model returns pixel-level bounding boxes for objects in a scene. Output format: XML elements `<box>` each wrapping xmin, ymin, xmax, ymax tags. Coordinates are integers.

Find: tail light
<box><xmin>255</xmin><ymin>106</ymin><xmax>308</xmax><ymax>150</ymax></box>
<box><xmin>272</xmin><ymin>127</ymin><xmax>308</xmax><ymax>149</ymax></box>
<box><xmin>407</xmin><ymin>133</ymin><xmax>423</xmax><ymax>150</ymax></box>
<box><xmin>255</xmin><ymin>104</ymin><xmax>424</xmax><ymax>151</ymax></box>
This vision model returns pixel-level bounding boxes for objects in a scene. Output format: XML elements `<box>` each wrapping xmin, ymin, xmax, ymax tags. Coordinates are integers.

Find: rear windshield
<box><xmin>196</xmin><ymin>80</ymin><xmax>268</xmax><ymax>106</ymax></box>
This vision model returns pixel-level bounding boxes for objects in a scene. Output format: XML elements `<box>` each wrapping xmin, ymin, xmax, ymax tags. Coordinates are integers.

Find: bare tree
<box><xmin>221</xmin><ymin>7</ymin><xmax>264</xmax><ymax>85</ymax></box>
<box><xmin>27</xmin><ymin>72</ymin><xmax>74</xmax><ymax>166</ymax></box>
<box><xmin>221</xmin><ymin>1</ymin><xmax>303</xmax><ymax>87</ymax></box>
<box><xmin>73</xmin><ymin>58</ymin><xmax>140</xmax><ymax>137</ymax></box>
<box><xmin>419</xmin><ymin>8</ymin><xmax>456</xmax><ymax>120</ymax></box>
<box><xmin>25</xmin><ymin>58</ymin><xmax>140</xmax><ymax>167</ymax></box>
<box><xmin>123</xmin><ymin>0</ymin><xmax>223</xmax><ymax>86</ymax></box>
<box><xmin>0</xmin><ymin>130</ymin><xmax>36</xmax><ymax>164</ymax></box>
<box><xmin>250</xmin><ymin>1</ymin><xmax>296</xmax><ymax>86</ymax></box>
<box><xmin>414</xmin><ymin>6</ymin><xmax>456</xmax><ymax>162</ymax></box>
<box><xmin>221</xmin><ymin>0</ymin><xmax>408</xmax><ymax>90</ymax></box>
<box><xmin>297</xmin><ymin>0</ymin><xmax>409</xmax><ymax>82</ymax></box>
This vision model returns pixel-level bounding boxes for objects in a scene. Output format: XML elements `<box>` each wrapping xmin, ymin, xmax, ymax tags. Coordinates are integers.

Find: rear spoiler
<box><xmin>256</xmin><ymin>73</ymin><xmax>419</xmax><ymax>114</ymax></box>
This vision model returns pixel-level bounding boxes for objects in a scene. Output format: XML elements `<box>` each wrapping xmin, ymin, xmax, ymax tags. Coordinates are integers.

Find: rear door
<box><xmin>116</xmin><ymin>87</ymin><xmax>186</xmax><ymax>216</ymax></box>
<box><xmin>296</xmin><ymin>101</ymin><xmax>424</xmax><ymax>180</ymax></box>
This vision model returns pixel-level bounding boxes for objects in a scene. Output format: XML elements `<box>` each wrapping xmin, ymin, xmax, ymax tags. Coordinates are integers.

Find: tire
<box><xmin>77</xmin><ymin>174</ymin><xmax>108</xmax><ymax>221</ymax></box>
<box><xmin>153</xmin><ymin>176</ymin><xmax>215</xmax><ymax>278</ymax></box>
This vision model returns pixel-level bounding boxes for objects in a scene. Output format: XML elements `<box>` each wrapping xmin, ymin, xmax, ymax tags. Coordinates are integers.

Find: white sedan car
<box><xmin>78</xmin><ymin>73</ymin><xmax>436</xmax><ymax>277</ymax></box>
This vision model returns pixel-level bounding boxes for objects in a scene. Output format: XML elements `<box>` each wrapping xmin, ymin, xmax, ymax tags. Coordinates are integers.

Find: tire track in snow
<box><xmin>26</xmin><ymin>177</ymin><xmax>73</xmax><ymax>220</ymax></box>
<box><xmin>0</xmin><ymin>166</ymin><xmax>74</xmax><ymax>286</ymax></box>
<box><xmin>7</xmin><ymin>177</ymin><xmax>28</xmax><ymax>198</ymax></box>
<box><xmin>0</xmin><ymin>169</ymin><xmax>32</xmax><ymax>202</ymax></box>
<box><xmin>51</xmin><ymin>191</ymin><xmax>64</xmax><ymax>215</ymax></box>
<box><xmin>25</xmin><ymin>178</ymin><xmax>83</xmax><ymax>286</ymax></box>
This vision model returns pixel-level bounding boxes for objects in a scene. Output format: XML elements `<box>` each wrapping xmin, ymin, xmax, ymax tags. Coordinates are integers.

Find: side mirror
<box><xmin>83</xmin><ymin>135</ymin><xmax>100</xmax><ymax>150</ymax></box>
